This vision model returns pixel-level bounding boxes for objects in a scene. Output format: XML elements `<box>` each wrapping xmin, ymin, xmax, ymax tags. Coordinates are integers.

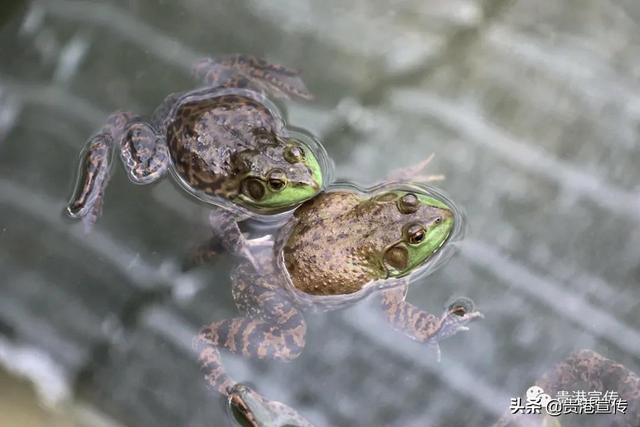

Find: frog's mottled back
<box><xmin>282</xmin><ymin>189</ymin><xmax>455</xmax><ymax>296</ymax></box>
<box><xmin>167</xmin><ymin>92</ymin><xmax>323</xmax><ymax>213</ymax></box>
<box><xmin>66</xmin><ymin>54</ymin><xmax>323</xmax><ymax>230</ymax></box>
<box><xmin>168</xmin><ymin>94</ymin><xmax>280</xmax><ymax>197</ymax></box>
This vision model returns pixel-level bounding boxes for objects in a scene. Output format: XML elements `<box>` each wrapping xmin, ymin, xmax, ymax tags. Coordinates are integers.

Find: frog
<box><xmin>194</xmin><ymin>182</ymin><xmax>484</xmax><ymax>427</ymax></box>
<box><xmin>65</xmin><ymin>54</ymin><xmax>326</xmax><ymax>231</ymax></box>
<box><xmin>495</xmin><ymin>349</ymin><xmax>640</xmax><ymax>427</ymax></box>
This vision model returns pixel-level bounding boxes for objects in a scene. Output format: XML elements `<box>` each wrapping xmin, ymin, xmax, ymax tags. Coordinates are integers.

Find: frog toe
<box><xmin>228</xmin><ymin>383</ymin><xmax>315</xmax><ymax>427</ymax></box>
<box><xmin>431</xmin><ymin>298</ymin><xmax>484</xmax><ymax>342</ymax></box>
<box><xmin>193</xmin><ymin>54</ymin><xmax>313</xmax><ymax>100</ymax></box>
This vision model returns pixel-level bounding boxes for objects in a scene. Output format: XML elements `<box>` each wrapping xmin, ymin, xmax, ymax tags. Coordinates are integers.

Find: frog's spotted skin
<box><xmin>66</xmin><ymin>55</ymin><xmax>321</xmax><ymax>230</ymax></box>
<box><xmin>195</xmin><ymin>185</ymin><xmax>483</xmax><ymax>427</ymax></box>
<box><xmin>281</xmin><ymin>190</ymin><xmax>454</xmax><ymax>295</ymax></box>
<box><xmin>166</xmin><ymin>92</ymin><xmax>320</xmax><ymax>207</ymax></box>
<box><xmin>495</xmin><ymin>350</ymin><xmax>640</xmax><ymax>427</ymax></box>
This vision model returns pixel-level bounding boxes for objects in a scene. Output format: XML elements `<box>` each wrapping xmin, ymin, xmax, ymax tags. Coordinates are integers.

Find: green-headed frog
<box><xmin>66</xmin><ymin>55</ymin><xmax>327</xmax><ymax>230</ymax></box>
<box><xmin>195</xmin><ymin>182</ymin><xmax>483</xmax><ymax>427</ymax></box>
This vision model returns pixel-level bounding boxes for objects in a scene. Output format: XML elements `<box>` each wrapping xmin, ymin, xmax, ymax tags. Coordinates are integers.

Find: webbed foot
<box><xmin>228</xmin><ymin>383</ymin><xmax>315</xmax><ymax>427</ymax></box>
<box><xmin>66</xmin><ymin>133</ymin><xmax>113</xmax><ymax>232</ymax></box>
<box><xmin>66</xmin><ymin>112</ymin><xmax>168</xmax><ymax>231</ymax></box>
<box><xmin>387</xmin><ymin>153</ymin><xmax>445</xmax><ymax>183</ymax></box>
<box><xmin>431</xmin><ymin>297</ymin><xmax>484</xmax><ymax>343</ymax></box>
<box><xmin>193</xmin><ymin>54</ymin><xmax>313</xmax><ymax>100</ymax></box>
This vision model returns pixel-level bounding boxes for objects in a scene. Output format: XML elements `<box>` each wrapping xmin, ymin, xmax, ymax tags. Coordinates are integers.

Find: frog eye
<box><xmin>241</xmin><ymin>177</ymin><xmax>266</xmax><ymax>201</ymax></box>
<box><xmin>267</xmin><ymin>169</ymin><xmax>287</xmax><ymax>192</ymax></box>
<box><xmin>405</xmin><ymin>223</ymin><xmax>426</xmax><ymax>245</ymax></box>
<box><xmin>284</xmin><ymin>144</ymin><xmax>305</xmax><ymax>163</ymax></box>
<box><xmin>397</xmin><ymin>192</ymin><xmax>419</xmax><ymax>214</ymax></box>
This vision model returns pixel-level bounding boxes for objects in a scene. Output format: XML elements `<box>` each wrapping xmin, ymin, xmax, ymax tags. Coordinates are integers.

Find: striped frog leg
<box><xmin>195</xmin><ymin>261</ymin><xmax>310</xmax><ymax>426</ymax></box>
<box><xmin>192</xmin><ymin>54</ymin><xmax>313</xmax><ymax>100</ymax></box>
<box><xmin>66</xmin><ymin>112</ymin><xmax>168</xmax><ymax>230</ymax></box>
<box><xmin>380</xmin><ymin>284</ymin><xmax>483</xmax><ymax>347</ymax></box>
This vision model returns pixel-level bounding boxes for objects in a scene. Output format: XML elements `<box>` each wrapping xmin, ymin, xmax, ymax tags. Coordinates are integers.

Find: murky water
<box><xmin>1</xmin><ymin>1</ymin><xmax>639</xmax><ymax>426</ymax></box>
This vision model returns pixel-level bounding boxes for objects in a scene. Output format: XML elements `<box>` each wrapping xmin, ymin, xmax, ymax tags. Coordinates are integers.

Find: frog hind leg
<box><xmin>193</xmin><ymin>54</ymin><xmax>313</xmax><ymax>100</ymax></box>
<box><xmin>118</xmin><ymin>117</ymin><xmax>169</xmax><ymax>185</ymax></box>
<box><xmin>66</xmin><ymin>113</ymin><xmax>169</xmax><ymax>231</ymax></box>
<box><xmin>66</xmin><ymin>112</ymin><xmax>133</xmax><ymax>230</ymax></box>
<box><xmin>386</xmin><ymin>153</ymin><xmax>446</xmax><ymax>183</ymax></box>
<box><xmin>195</xmin><ymin>262</ymin><xmax>309</xmax><ymax>425</ymax></box>
<box><xmin>182</xmin><ymin>236</ymin><xmax>225</xmax><ymax>271</ymax></box>
<box><xmin>380</xmin><ymin>284</ymin><xmax>483</xmax><ymax>346</ymax></box>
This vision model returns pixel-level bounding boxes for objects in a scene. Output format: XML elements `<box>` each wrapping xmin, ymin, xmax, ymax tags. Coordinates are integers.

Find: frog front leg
<box><xmin>196</xmin><ymin>263</ymin><xmax>312</xmax><ymax>426</ymax></box>
<box><xmin>380</xmin><ymin>284</ymin><xmax>483</xmax><ymax>347</ymax></box>
<box><xmin>66</xmin><ymin>114</ymin><xmax>169</xmax><ymax>230</ymax></box>
<box><xmin>193</xmin><ymin>54</ymin><xmax>313</xmax><ymax>100</ymax></box>
<box><xmin>183</xmin><ymin>208</ymin><xmax>256</xmax><ymax>270</ymax></box>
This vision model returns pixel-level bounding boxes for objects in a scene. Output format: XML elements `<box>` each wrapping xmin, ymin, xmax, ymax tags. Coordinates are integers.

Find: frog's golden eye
<box><xmin>405</xmin><ymin>223</ymin><xmax>426</xmax><ymax>245</ymax></box>
<box><xmin>267</xmin><ymin>169</ymin><xmax>287</xmax><ymax>192</ymax></box>
<box><xmin>397</xmin><ymin>192</ymin><xmax>419</xmax><ymax>214</ymax></box>
<box><xmin>284</xmin><ymin>144</ymin><xmax>305</xmax><ymax>163</ymax></box>
<box><xmin>241</xmin><ymin>177</ymin><xmax>266</xmax><ymax>200</ymax></box>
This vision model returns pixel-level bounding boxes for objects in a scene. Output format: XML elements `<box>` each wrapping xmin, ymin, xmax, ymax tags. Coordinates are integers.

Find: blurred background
<box><xmin>0</xmin><ymin>0</ymin><xmax>639</xmax><ymax>426</ymax></box>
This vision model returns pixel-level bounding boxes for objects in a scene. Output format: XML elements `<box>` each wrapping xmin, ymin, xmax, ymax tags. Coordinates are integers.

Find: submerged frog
<box><xmin>66</xmin><ymin>55</ymin><xmax>325</xmax><ymax>229</ymax></box>
<box><xmin>495</xmin><ymin>349</ymin><xmax>640</xmax><ymax>427</ymax></box>
<box><xmin>195</xmin><ymin>183</ymin><xmax>483</xmax><ymax>427</ymax></box>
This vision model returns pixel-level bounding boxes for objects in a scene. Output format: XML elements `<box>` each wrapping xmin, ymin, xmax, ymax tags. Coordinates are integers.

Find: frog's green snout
<box><xmin>284</xmin><ymin>144</ymin><xmax>324</xmax><ymax>200</ymax></box>
<box><xmin>303</xmin><ymin>145</ymin><xmax>323</xmax><ymax>192</ymax></box>
<box><xmin>434</xmin><ymin>208</ymin><xmax>455</xmax><ymax>248</ymax></box>
<box><xmin>235</xmin><ymin>143</ymin><xmax>324</xmax><ymax>212</ymax></box>
<box><xmin>383</xmin><ymin>204</ymin><xmax>455</xmax><ymax>278</ymax></box>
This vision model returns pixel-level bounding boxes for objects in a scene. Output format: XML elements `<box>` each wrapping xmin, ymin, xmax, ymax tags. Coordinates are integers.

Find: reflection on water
<box><xmin>0</xmin><ymin>0</ymin><xmax>639</xmax><ymax>426</ymax></box>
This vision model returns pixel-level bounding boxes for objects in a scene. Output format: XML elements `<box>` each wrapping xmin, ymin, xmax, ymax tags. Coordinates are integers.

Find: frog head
<box><xmin>371</xmin><ymin>190</ymin><xmax>456</xmax><ymax>278</ymax></box>
<box><xmin>235</xmin><ymin>131</ymin><xmax>323</xmax><ymax>213</ymax></box>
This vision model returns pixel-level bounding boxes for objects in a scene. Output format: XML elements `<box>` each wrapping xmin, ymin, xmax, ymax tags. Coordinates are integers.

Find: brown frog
<box><xmin>495</xmin><ymin>349</ymin><xmax>640</xmax><ymax>427</ymax></box>
<box><xmin>194</xmin><ymin>182</ymin><xmax>484</xmax><ymax>427</ymax></box>
<box><xmin>66</xmin><ymin>55</ymin><xmax>326</xmax><ymax>230</ymax></box>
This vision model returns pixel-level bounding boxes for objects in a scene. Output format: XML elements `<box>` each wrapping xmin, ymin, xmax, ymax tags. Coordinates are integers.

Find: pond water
<box><xmin>0</xmin><ymin>1</ymin><xmax>639</xmax><ymax>426</ymax></box>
